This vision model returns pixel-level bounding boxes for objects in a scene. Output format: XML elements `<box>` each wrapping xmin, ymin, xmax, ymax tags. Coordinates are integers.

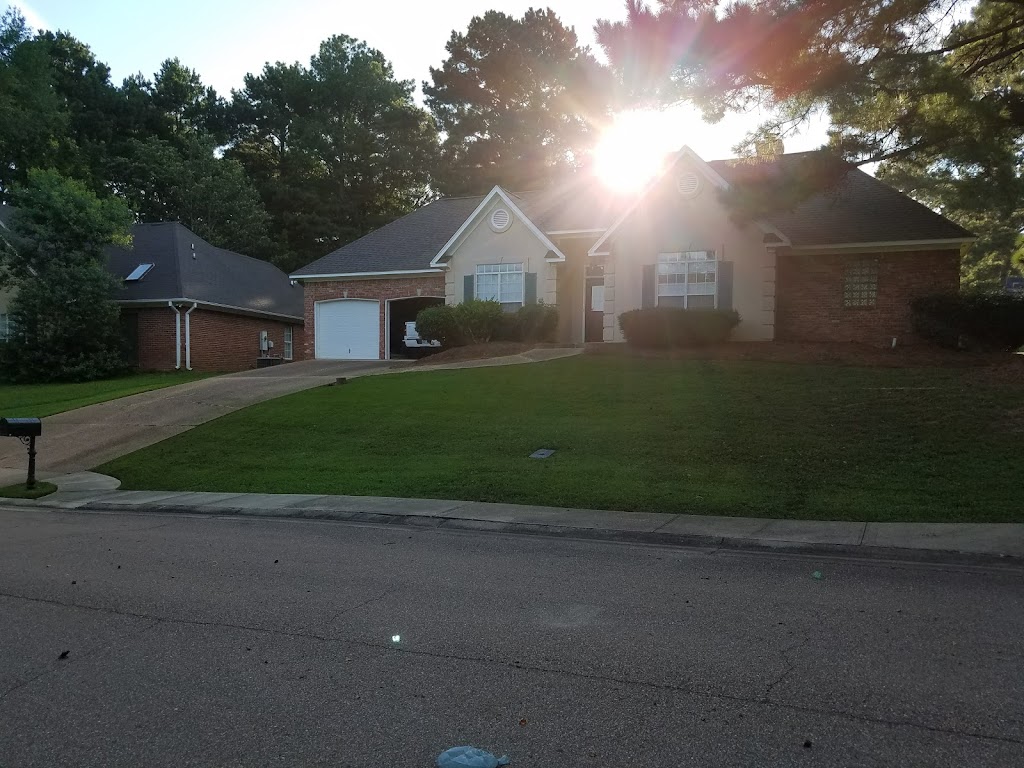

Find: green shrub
<box><xmin>515</xmin><ymin>302</ymin><xmax>559</xmax><ymax>343</ymax></box>
<box><xmin>493</xmin><ymin>302</ymin><xmax>560</xmax><ymax>343</ymax></box>
<box><xmin>415</xmin><ymin>300</ymin><xmax>505</xmax><ymax>347</ymax></box>
<box><xmin>911</xmin><ymin>292</ymin><xmax>1024</xmax><ymax>350</ymax></box>
<box><xmin>415</xmin><ymin>304</ymin><xmax>458</xmax><ymax>346</ymax></box>
<box><xmin>452</xmin><ymin>300</ymin><xmax>504</xmax><ymax>344</ymax></box>
<box><xmin>619</xmin><ymin>308</ymin><xmax>741</xmax><ymax>348</ymax></box>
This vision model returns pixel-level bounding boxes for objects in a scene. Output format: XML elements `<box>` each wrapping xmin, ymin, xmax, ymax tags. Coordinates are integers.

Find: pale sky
<box><xmin>4</xmin><ymin>0</ymin><xmax>828</xmax><ymax>160</ymax></box>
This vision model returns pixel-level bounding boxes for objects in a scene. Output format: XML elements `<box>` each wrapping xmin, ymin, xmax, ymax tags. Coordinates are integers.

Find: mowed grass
<box><xmin>99</xmin><ymin>357</ymin><xmax>1023</xmax><ymax>523</ymax></box>
<box><xmin>0</xmin><ymin>372</ymin><xmax>214</xmax><ymax>418</ymax></box>
<box><xmin>0</xmin><ymin>481</ymin><xmax>58</xmax><ymax>499</ymax></box>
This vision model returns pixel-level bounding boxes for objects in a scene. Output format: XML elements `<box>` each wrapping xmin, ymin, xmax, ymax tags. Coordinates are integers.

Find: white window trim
<box><xmin>475</xmin><ymin>263</ymin><xmax>525</xmax><ymax>308</ymax></box>
<box><xmin>657</xmin><ymin>252</ymin><xmax>719</xmax><ymax>309</ymax></box>
<box><xmin>283</xmin><ymin>326</ymin><xmax>294</xmax><ymax>360</ymax></box>
<box><xmin>0</xmin><ymin>313</ymin><xmax>12</xmax><ymax>342</ymax></box>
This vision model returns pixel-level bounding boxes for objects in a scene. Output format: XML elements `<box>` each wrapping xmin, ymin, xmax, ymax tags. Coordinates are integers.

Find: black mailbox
<box><xmin>0</xmin><ymin>418</ymin><xmax>42</xmax><ymax>438</ymax></box>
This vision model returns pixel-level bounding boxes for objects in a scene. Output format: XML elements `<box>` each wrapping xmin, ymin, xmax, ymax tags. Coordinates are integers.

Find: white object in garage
<box><xmin>315</xmin><ymin>299</ymin><xmax>380</xmax><ymax>359</ymax></box>
<box><xmin>404</xmin><ymin>321</ymin><xmax>441</xmax><ymax>349</ymax></box>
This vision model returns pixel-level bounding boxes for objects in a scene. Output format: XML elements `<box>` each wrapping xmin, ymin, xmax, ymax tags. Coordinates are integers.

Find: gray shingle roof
<box><xmin>107</xmin><ymin>222</ymin><xmax>303</xmax><ymax>320</ymax></box>
<box><xmin>707</xmin><ymin>153</ymin><xmax>974</xmax><ymax>246</ymax></box>
<box><xmin>291</xmin><ymin>151</ymin><xmax>975</xmax><ymax>277</ymax></box>
<box><xmin>290</xmin><ymin>197</ymin><xmax>486</xmax><ymax>277</ymax></box>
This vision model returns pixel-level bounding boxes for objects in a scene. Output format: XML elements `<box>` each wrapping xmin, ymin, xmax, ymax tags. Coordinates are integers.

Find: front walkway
<box><xmin>7</xmin><ymin>471</ymin><xmax>1023</xmax><ymax>562</ymax></box>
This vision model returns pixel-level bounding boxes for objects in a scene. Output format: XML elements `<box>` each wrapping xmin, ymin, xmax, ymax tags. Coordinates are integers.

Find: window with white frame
<box><xmin>475</xmin><ymin>263</ymin><xmax>524</xmax><ymax>311</ymax></box>
<box><xmin>657</xmin><ymin>251</ymin><xmax>717</xmax><ymax>309</ymax></box>
<box><xmin>283</xmin><ymin>326</ymin><xmax>294</xmax><ymax>360</ymax></box>
<box><xmin>0</xmin><ymin>313</ymin><xmax>13</xmax><ymax>342</ymax></box>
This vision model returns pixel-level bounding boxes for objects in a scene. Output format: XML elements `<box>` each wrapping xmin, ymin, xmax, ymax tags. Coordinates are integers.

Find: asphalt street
<box><xmin>0</xmin><ymin>507</ymin><xmax>1022</xmax><ymax>767</ymax></box>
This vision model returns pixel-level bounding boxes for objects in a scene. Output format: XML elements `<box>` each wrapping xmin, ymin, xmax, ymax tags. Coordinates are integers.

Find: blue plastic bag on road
<box><xmin>437</xmin><ymin>745</ymin><xmax>510</xmax><ymax>767</ymax></box>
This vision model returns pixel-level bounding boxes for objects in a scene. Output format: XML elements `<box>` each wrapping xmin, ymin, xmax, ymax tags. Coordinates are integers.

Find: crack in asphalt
<box><xmin>0</xmin><ymin>617</ymin><xmax>161</xmax><ymax>704</ymax></box>
<box><xmin>1</xmin><ymin>590</ymin><xmax>1021</xmax><ymax>747</ymax></box>
<box><xmin>762</xmin><ymin>609</ymin><xmax>824</xmax><ymax>699</ymax></box>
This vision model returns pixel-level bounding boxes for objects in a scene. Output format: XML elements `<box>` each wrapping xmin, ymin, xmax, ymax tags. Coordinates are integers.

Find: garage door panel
<box><xmin>315</xmin><ymin>300</ymin><xmax>380</xmax><ymax>360</ymax></box>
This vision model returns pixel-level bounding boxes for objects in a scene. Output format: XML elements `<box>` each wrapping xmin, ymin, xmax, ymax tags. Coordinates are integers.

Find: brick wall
<box><xmin>776</xmin><ymin>249</ymin><xmax>961</xmax><ymax>345</ymax></box>
<box><xmin>302</xmin><ymin>276</ymin><xmax>445</xmax><ymax>359</ymax></box>
<box><xmin>127</xmin><ymin>306</ymin><xmax>304</xmax><ymax>372</ymax></box>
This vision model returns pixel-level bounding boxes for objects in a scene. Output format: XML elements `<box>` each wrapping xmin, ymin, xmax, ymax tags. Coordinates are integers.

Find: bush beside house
<box><xmin>417</xmin><ymin>300</ymin><xmax>559</xmax><ymax>348</ymax></box>
<box><xmin>619</xmin><ymin>308</ymin><xmax>741</xmax><ymax>348</ymax></box>
<box><xmin>911</xmin><ymin>293</ymin><xmax>1024</xmax><ymax>351</ymax></box>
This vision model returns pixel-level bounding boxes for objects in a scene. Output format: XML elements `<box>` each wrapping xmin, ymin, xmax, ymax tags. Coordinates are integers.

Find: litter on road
<box><xmin>437</xmin><ymin>745</ymin><xmax>511</xmax><ymax>767</ymax></box>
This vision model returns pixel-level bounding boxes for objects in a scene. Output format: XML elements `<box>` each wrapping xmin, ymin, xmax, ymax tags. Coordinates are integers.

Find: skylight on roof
<box><xmin>125</xmin><ymin>263</ymin><xmax>153</xmax><ymax>282</ymax></box>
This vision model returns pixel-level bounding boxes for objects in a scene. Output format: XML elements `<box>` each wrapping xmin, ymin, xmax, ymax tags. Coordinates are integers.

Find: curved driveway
<box><xmin>0</xmin><ymin>361</ymin><xmax>405</xmax><ymax>486</ymax></box>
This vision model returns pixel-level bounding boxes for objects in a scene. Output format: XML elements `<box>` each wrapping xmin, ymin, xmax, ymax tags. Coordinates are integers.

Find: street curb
<box><xmin>15</xmin><ymin>498</ymin><xmax>1023</xmax><ymax>569</ymax></box>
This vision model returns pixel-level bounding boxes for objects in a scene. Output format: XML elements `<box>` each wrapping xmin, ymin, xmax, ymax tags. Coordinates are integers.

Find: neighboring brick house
<box><xmin>110</xmin><ymin>223</ymin><xmax>304</xmax><ymax>372</ymax></box>
<box><xmin>290</xmin><ymin>148</ymin><xmax>974</xmax><ymax>359</ymax></box>
<box><xmin>3</xmin><ymin>209</ymin><xmax>303</xmax><ymax>371</ymax></box>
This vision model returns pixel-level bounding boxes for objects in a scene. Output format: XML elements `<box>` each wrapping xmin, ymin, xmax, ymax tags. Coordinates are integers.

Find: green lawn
<box><xmin>0</xmin><ymin>372</ymin><xmax>213</xmax><ymax>418</ymax></box>
<box><xmin>0</xmin><ymin>481</ymin><xmax>58</xmax><ymax>499</ymax></box>
<box><xmin>99</xmin><ymin>357</ymin><xmax>1023</xmax><ymax>523</ymax></box>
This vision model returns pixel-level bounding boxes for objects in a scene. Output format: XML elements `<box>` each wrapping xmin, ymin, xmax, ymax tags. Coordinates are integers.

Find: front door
<box><xmin>585</xmin><ymin>278</ymin><xmax>605</xmax><ymax>343</ymax></box>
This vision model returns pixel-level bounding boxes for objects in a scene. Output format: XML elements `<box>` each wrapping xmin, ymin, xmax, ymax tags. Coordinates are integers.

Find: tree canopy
<box><xmin>596</xmin><ymin>0</ymin><xmax>1024</xmax><ymax>286</ymax></box>
<box><xmin>228</xmin><ymin>36</ymin><xmax>439</xmax><ymax>271</ymax></box>
<box><xmin>0</xmin><ymin>169</ymin><xmax>133</xmax><ymax>383</ymax></box>
<box><xmin>424</xmin><ymin>8</ymin><xmax>612</xmax><ymax>195</ymax></box>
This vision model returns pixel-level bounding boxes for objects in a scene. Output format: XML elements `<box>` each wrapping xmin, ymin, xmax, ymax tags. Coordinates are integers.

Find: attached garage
<box><xmin>314</xmin><ymin>299</ymin><xmax>380</xmax><ymax>360</ymax></box>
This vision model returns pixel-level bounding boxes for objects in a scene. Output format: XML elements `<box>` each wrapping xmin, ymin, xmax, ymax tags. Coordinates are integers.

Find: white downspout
<box><xmin>169</xmin><ymin>301</ymin><xmax>182</xmax><ymax>370</ymax></box>
<box><xmin>184</xmin><ymin>303</ymin><xmax>197</xmax><ymax>371</ymax></box>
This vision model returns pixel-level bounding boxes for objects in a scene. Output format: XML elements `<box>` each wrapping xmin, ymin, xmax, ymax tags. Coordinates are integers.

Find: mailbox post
<box><xmin>0</xmin><ymin>418</ymin><xmax>42</xmax><ymax>490</ymax></box>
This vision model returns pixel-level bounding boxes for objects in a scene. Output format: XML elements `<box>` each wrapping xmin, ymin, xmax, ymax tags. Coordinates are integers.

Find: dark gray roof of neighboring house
<box><xmin>107</xmin><ymin>222</ymin><xmax>304</xmax><ymax>320</ymax></box>
<box><xmin>290</xmin><ymin>197</ymin><xmax>486</xmax><ymax>277</ymax></box>
<box><xmin>707</xmin><ymin>153</ymin><xmax>974</xmax><ymax>246</ymax></box>
<box><xmin>0</xmin><ymin>204</ymin><xmax>15</xmax><ymax>229</ymax></box>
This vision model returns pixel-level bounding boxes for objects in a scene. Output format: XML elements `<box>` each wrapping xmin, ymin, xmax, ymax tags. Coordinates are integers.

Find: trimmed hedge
<box><xmin>911</xmin><ymin>293</ymin><xmax>1024</xmax><ymax>351</ymax></box>
<box><xmin>417</xmin><ymin>301</ymin><xmax>560</xmax><ymax>347</ymax></box>
<box><xmin>497</xmin><ymin>302</ymin><xmax>559</xmax><ymax>343</ymax></box>
<box><xmin>619</xmin><ymin>308</ymin><xmax>741</xmax><ymax>348</ymax></box>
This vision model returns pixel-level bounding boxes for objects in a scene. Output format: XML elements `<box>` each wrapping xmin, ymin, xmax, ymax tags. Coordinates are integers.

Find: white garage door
<box><xmin>315</xmin><ymin>299</ymin><xmax>380</xmax><ymax>360</ymax></box>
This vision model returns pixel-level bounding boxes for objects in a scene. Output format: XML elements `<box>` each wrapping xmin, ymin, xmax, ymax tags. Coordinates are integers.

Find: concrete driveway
<box><xmin>0</xmin><ymin>361</ymin><xmax>405</xmax><ymax>485</ymax></box>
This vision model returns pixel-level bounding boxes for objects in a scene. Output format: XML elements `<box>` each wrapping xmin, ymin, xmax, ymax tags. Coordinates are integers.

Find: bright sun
<box><xmin>594</xmin><ymin>110</ymin><xmax>683</xmax><ymax>193</ymax></box>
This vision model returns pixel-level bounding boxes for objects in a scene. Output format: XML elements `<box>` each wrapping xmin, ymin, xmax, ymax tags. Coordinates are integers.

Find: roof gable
<box><xmin>429</xmin><ymin>186</ymin><xmax>567</xmax><ymax>267</ymax></box>
<box><xmin>587</xmin><ymin>146</ymin><xmax>742</xmax><ymax>256</ymax></box>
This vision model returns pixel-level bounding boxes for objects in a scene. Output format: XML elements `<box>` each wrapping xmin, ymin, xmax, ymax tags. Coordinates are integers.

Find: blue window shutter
<box><xmin>525</xmin><ymin>272</ymin><xmax>538</xmax><ymax>304</ymax></box>
<box><xmin>464</xmin><ymin>274</ymin><xmax>474</xmax><ymax>302</ymax></box>
<box><xmin>718</xmin><ymin>261</ymin><xmax>734</xmax><ymax>310</ymax></box>
<box><xmin>642</xmin><ymin>264</ymin><xmax>656</xmax><ymax>309</ymax></box>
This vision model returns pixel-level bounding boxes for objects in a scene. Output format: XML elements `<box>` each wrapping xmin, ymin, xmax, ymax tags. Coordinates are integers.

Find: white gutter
<box><xmin>184</xmin><ymin>303</ymin><xmax>197</xmax><ymax>371</ymax></box>
<box><xmin>118</xmin><ymin>298</ymin><xmax>303</xmax><ymax>323</ymax></box>
<box><xmin>169</xmin><ymin>301</ymin><xmax>182</xmax><ymax>370</ymax></box>
<box><xmin>289</xmin><ymin>269</ymin><xmax>444</xmax><ymax>281</ymax></box>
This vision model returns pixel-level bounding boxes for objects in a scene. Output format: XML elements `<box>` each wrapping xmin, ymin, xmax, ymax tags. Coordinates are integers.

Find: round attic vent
<box><xmin>676</xmin><ymin>172</ymin><xmax>701</xmax><ymax>198</ymax></box>
<box><xmin>490</xmin><ymin>207</ymin><xmax>512</xmax><ymax>232</ymax></box>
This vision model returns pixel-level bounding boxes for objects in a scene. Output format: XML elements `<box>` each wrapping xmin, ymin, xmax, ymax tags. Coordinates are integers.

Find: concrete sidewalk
<box><xmin>4</xmin><ymin>471</ymin><xmax>1023</xmax><ymax>564</ymax></box>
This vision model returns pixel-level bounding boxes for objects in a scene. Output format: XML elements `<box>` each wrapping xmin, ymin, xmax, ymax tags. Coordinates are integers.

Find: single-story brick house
<box><xmin>300</xmin><ymin>148</ymin><xmax>971</xmax><ymax>359</ymax></box>
<box><xmin>110</xmin><ymin>223</ymin><xmax>304</xmax><ymax>371</ymax></box>
<box><xmin>1</xmin><ymin>208</ymin><xmax>304</xmax><ymax>371</ymax></box>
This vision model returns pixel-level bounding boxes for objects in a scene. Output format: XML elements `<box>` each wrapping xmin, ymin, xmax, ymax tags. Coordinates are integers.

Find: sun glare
<box><xmin>594</xmin><ymin>110</ymin><xmax>683</xmax><ymax>193</ymax></box>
